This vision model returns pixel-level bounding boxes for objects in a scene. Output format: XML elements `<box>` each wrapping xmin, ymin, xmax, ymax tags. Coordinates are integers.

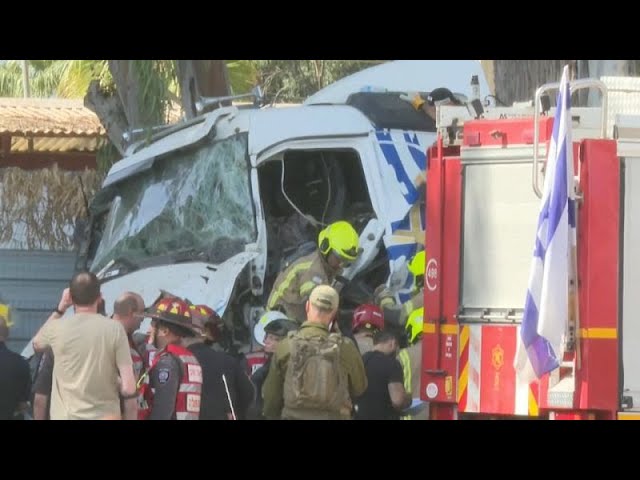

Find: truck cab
<box><xmin>29</xmin><ymin>60</ymin><xmax>490</xmax><ymax>357</ymax></box>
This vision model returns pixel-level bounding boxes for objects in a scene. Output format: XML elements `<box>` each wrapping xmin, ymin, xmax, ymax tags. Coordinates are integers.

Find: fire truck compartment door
<box><xmin>622</xmin><ymin>152</ymin><xmax>640</xmax><ymax>409</ymax></box>
<box><xmin>461</xmin><ymin>155</ymin><xmax>541</xmax><ymax>312</ymax></box>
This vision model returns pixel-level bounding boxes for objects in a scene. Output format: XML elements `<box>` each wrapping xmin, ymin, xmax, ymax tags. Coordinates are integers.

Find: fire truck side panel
<box><xmin>578</xmin><ymin>139</ymin><xmax>620</xmax><ymax>414</ymax></box>
<box><xmin>423</xmin><ymin>141</ymin><xmax>444</xmax><ymax>403</ymax></box>
<box><xmin>441</xmin><ymin>156</ymin><xmax>463</xmax><ymax>403</ymax></box>
<box><xmin>460</xmin><ymin>117</ymin><xmax>554</xmax><ymax>148</ymax></box>
<box><xmin>425</xmin><ymin>116</ymin><xmax>554</xmax><ymax>418</ymax></box>
<box><xmin>459</xmin><ymin>324</ymin><xmax>539</xmax><ymax>416</ymax></box>
<box><xmin>457</xmin><ymin>119</ymin><xmax>552</xmax><ymax>417</ymax></box>
<box><xmin>478</xmin><ymin>325</ymin><xmax>517</xmax><ymax>414</ymax></box>
<box><xmin>621</xmin><ymin>147</ymin><xmax>640</xmax><ymax>413</ymax></box>
<box><xmin>422</xmin><ymin>140</ymin><xmax>462</xmax><ymax>404</ymax></box>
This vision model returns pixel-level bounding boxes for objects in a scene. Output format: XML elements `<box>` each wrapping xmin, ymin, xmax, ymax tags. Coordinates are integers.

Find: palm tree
<box><xmin>0</xmin><ymin>60</ymin><xmax>257</xmax><ymax>99</ymax></box>
<box><xmin>0</xmin><ymin>60</ymin><xmax>110</xmax><ymax>98</ymax></box>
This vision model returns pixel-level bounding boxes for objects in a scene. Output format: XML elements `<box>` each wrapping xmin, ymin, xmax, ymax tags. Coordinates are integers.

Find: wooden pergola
<box><xmin>0</xmin><ymin>98</ymin><xmax>106</xmax><ymax>171</ymax></box>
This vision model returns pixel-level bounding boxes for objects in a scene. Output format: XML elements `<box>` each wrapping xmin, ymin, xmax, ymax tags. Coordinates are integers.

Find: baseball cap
<box><xmin>427</xmin><ymin>87</ymin><xmax>462</xmax><ymax>106</ymax></box>
<box><xmin>309</xmin><ymin>285</ymin><xmax>339</xmax><ymax>312</ymax></box>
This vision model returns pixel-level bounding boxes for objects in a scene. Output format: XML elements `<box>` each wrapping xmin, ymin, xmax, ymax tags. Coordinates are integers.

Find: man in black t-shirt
<box><xmin>32</xmin><ymin>348</ymin><xmax>54</xmax><ymax>420</ymax></box>
<box><xmin>0</xmin><ymin>316</ymin><xmax>31</xmax><ymax>420</ymax></box>
<box><xmin>355</xmin><ymin>330</ymin><xmax>411</xmax><ymax>420</ymax></box>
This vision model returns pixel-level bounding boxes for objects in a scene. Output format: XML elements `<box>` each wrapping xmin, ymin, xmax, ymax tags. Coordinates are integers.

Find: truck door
<box><xmin>254</xmin><ymin>137</ymin><xmax>386</xmax><ymax>313</ymax></box>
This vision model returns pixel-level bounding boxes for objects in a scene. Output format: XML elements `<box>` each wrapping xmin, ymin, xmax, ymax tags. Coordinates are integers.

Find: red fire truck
<box><xmin>420</xmin><ymin>76</ymin><xmax>640</xmax><ymax>420</ymax></box>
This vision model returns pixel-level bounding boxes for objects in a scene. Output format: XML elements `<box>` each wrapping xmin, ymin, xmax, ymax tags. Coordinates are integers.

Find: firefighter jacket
<box><xmin>397</xmin><ymin>341</ymin><xmax>427</xmax><ymax>420</ymax></box>
<box><xmin>147</xmin><ymin>343</ymin><xmax>203</xmax><ymax>420</ymax></box>
<box><xmin>266</xmin><ymin>250</ymin><xmax>339</xmax><ymax>324</ymax></box>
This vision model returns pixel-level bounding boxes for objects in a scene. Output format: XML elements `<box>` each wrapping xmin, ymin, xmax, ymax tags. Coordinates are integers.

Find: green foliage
<box><xmin>0</xmin><ymin>61</ymin><xmax>22</xmax><ymax>96</ymax></box>
<box><xmin>57</xmin><ymin>60</ymin><xmax>112</xmax><ymax>98</ymax></box>
<box><xmin>132</xmin><ymin>60</ymin><xmax>176</xmax><ymax>126</ymax></box>
<box><xmin>227</xmin><ymin>60</ymin><xmax>258</xmax><ymax>95</ymax></box>
<box><xmin>252</xmin><ymin>60</ymin><xmax>388</xmax><ymax>102</ymax></box>
<box><xmin>0</xmin><ymin>59</ymin><xmax>386</xmax><ymax>104</ymax></box>
<box><xmin>0</xmin><ymin>60</ymin><xmax>110</xmax><ymax>98</ymax></box>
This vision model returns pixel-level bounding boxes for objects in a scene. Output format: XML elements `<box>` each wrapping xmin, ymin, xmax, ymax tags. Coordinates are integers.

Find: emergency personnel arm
<box><xmin>32</xmin><ymin>288</ymin><xmax>72</xmax><ymax>353</ymax></box>
<box><xmin>399</xmin><ymin>290</ymin><xmax>424</xmax><ymax>327</ymax></box>
<box><xmin>262</xmin><ymin>346</ymin><xmax>287</xmax><ymax>419</ymax></box>
<box><xmin>32</xmin><ymin>350</ymin><xmax>54</xmax><ymax>420</ymax></box>
<box><xmin>388</xmin><ymin>383</ymin><xmax>412</xmax><ymax>410</ymax></box>
<box><xmin>299</xmin><ymin>279</ymin><xmax>319</xmax><ymax>300</ymax></box>
<box><xmin>388</xmin><ymin>358</ymin><xmax>411</xmax><ymax>410</ymax></box>
<box><xmin>115</xmin><ymin>326</ymin><xmax>136</xmax><ymax>398</ymax></box>
<box><xmin>32</xmin><ymin>312</ymin><xmax>57</xmax><ymax>353</ymax></box>
<box><xmin>33</xmin><ymin>394</ymin><xmax>48</xmax><ymax>420</ymax></box>
<box><xmin>149</xmin><ymin>355</ymin><xmax>181</xmax><ymax>420</ymax></box>
<box><xmin>341</xmin><ymin>340</ymin><xmax>368</xmax><ymax>398</ymax></box>
<box><xmin>122</xmin><ymin>397</ymin><xmax>137</xmax><ymax>421</ymax></box>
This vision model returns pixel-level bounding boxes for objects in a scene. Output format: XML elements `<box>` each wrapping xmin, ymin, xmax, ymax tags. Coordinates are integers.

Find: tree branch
<box><xmin>84</xmin><ymin>80</ymin><xmax>129</xmax><ymax>155</ymax></box>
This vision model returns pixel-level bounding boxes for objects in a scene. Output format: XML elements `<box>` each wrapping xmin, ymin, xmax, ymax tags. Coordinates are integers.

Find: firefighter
<box><xmin>186</xmin><ymin>304</ymin><xmax>255</xmax><ymax>420</ymax></box>
<box><xmin>200</xmin><ymin>306</ymin><xmax>224</xmax><ymax>348</ymax></box>
<box><xmin>142</xmin><ymin>298</ymin><xmax>203</xmax><ymax>420</ymax></box>
<box><xmin>401</xmin><ymin>251</ymin><xmax>425</xmax><ymax>326</ymax></box>
<box><xmin>249</xmin><ymin>311</ymin><xmax>299</xmax><ymax>419</ymax></box>
<box><xmin>351</xmin><ymin>304</ymin><xmax>385</xmax><ymax>355</ymax></box>
<box><xmin>398</xmin><ymin>306</ymin><xmax>427</xmax><ymax>420</ymax></box>
<box><xmin>266</xmin><ymin>220</ymin><xmax>360</xmax><ymax>324</ymax></box>
<box><xmin>400</xmin><ymin>87</ymin><xmax>464</xmax><ymax>122</ymax></box>
<box><xmin>375</xmin><ymin>250</ymin><xmax>425</xmax><ymax>330</ymax></box>
<box><xmin>245</xmin><ymin>311</ymin><xmax>285</xmax><ymax>376</ymax></box>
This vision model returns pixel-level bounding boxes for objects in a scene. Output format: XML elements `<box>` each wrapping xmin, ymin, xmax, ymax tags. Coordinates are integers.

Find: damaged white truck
<box><xmin>24</xmin><ymin>60</ymin><xmax>490</xmax><ymax>356</ymax></box>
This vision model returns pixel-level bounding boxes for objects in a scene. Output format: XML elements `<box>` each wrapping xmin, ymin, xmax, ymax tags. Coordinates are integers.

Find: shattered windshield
<box><xmin>90</xmin><ymin>133</ymin><xmax>256</xmax><ymax>273</ymax></box>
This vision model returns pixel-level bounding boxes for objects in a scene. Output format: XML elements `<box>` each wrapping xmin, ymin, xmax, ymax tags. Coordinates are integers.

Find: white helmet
<box><xmin>253</xmin><ymin>310</ymin><xmax>289</xmax><ymax>346</ymax></box>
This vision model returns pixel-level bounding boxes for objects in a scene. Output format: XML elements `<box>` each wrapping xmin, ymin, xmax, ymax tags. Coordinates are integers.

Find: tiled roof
<box><xmin>0</xmin><ymin>98</ymin><xmax>105</xmax><ymax>137</ymax></box>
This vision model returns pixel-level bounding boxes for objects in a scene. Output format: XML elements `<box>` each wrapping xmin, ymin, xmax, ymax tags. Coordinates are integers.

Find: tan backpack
<box><xmin>283</xmin><ymin>331</ymin><xmax>351</xmax><ymax>417</ymax></box>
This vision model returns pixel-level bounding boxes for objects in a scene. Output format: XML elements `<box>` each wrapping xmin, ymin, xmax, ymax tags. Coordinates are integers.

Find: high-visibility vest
<box><xmin>142</xmin><ymin>343</ymin><xmax>203</xmax><ymax>420</ymax></box>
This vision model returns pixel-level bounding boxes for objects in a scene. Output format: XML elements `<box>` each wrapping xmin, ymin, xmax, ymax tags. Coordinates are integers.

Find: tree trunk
<box><xmin>84</xmin><ymin>80</ymin><xmax>129</xmax><ymax>155</ymax></box>
<box><xmin>490</xmin><ymin>60</ymin><xmax>640</xmax><ymax>108</ymax></box>
<box><xmin>86</xmin><ymin>60</ymin><xmax>233</xmax><ymax>155</ymax></box>
<box><xmin>176</xmin><ymin>60</ymin><xmax>198</xmax><ymax>120</ymax></box>
<box><xmin>176</xmin><ymin>60</ymin><xmax>231</xmax><ymax>120</ymax></box>
<box><xmin>491</xmin><ymin>60</ymin><xmax>576</xmax><ymax>106</ymax></box>
<box><xmin>108</xmin><ymin>60</ymin><xmax>145</xmax><ymax>129</ymax></box>
<box><xmin>195</xmin><ymin>60</ymin><xmax>230</xmax><ymax>97</ymax></box>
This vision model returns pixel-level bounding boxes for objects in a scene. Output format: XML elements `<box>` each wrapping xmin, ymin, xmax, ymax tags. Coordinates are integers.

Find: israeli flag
<box><xmin>514</xmin><ymin>65</ymin><xmax>577</xmax><ymax>384</ymax></box>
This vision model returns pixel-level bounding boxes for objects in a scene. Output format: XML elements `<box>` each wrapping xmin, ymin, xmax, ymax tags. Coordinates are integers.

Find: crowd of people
<box><xmin>0</xmin><ymin>220</ymin><xmax>427</xmax><ymax>421</ymax></box>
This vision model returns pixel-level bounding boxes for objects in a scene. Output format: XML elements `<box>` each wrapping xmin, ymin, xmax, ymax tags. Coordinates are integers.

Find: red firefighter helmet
<box><xmin>189</xmin><ymin>304</ymin><xmax>222</xmax><ymax>341</ymax></box>
<box><xmin>352</xmin><ymin>304</ymin><xmax>384</xmax><ymax>333</ymax></box>
<box><xmin>147</xmin><ymin>298</ymin><xmax>197</xmax><ymax>335</ymax></box>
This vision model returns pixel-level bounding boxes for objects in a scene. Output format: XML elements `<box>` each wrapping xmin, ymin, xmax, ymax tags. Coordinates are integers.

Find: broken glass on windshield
<box><xmin>91</xmin><ymin>133</ymin><xmax>256</xmax><ymax>273</ymax></box>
